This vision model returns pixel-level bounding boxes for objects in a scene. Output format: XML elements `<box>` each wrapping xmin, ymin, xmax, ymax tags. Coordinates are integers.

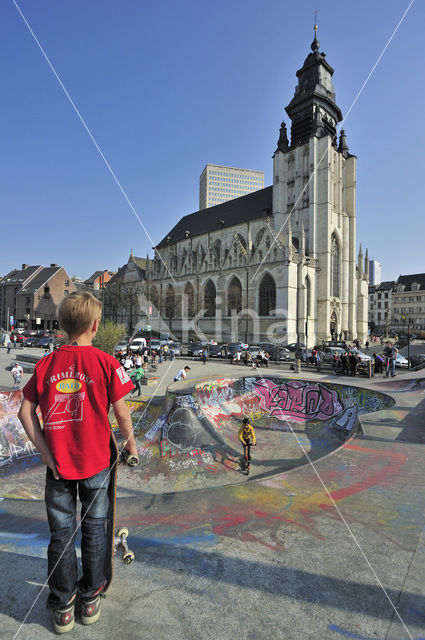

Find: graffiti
<box><xmin>254</xmin><ymin>379</ymin><xmax>342</xmax><ymax>423</ymax></box>
<box><xmin>176</xmin><ymin>395</ymin><xmax>197</xmax><ymax>409</ymax></box>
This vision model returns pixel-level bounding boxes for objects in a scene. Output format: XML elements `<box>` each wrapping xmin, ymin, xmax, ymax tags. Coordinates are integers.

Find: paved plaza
<box><xmin>1</xmin><ymin>345</ymin><xmax>425</xmax><ymax>639</ymax></box>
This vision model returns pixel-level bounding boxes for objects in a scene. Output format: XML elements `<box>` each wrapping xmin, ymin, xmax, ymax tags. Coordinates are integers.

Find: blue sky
<box><xmin>1</xmin><ymin>0</ymin><xmax>423</xmax><ymax>281</ymax></box>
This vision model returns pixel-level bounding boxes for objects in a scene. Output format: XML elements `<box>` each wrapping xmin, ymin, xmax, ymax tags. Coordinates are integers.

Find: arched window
<box><xmin>204</xmin><ymin>280</ymin><xmax>216</xmax><ymax>317</ymax></box>
<box><xmin>330</xmin><ymin>235</ymin><xmax>340</xmax><ymax>297</ymax></box>
<box><xmin>165</xmin><ymin>284</ymin><xmax>176</xmax><ymax>319</ymax></box>
<box><xmin>184</xmin><ymin>282</ymin><xmax>195</xmax><ymax>318</ymax></box>
<box><xmin>259</xmin><ymin>273</ymin><xmax>276</xmax><ymax>316</ymax></box>
<box><xmin>227</xmin><ymin>277</ymin><xmax>242</xmax><ymax>315</ymax></box>
<box><xmin>150</xmin><ymin>285</ymin><xmax>159</xmax><ymax>314</ymax></box>
<box><xmin>305</xmin><ymin>276</ymin><xmax>311</xmax><ymax>317</ymax></box>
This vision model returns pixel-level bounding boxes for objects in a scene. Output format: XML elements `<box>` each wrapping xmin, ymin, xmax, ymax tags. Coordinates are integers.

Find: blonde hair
<box><xmin>58</xmin><ymin>291</ymin><xmax>102</xmax><ymax>338</ymax></box>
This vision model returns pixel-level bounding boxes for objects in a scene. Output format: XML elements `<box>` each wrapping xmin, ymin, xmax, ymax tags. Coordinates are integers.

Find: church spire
<box><xmin>285</xmin><ymin>27</ymin><xmax>343</xmax><ymax>147</ymax></box>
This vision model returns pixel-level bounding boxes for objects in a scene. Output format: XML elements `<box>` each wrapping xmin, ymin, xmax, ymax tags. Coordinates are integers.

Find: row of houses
<box><xmin>369</xmin><ymin>273</ymin><xmax>425</xmax><ymax>334</ymax></box>
<box><xmin>0</xmin><ymin>265</ymin><xmax>115</xmax><ymax>331</ymax></box>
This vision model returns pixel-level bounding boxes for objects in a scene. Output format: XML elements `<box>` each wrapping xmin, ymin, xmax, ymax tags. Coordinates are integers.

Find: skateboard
<box><xmin>103</xmin><ymin>432</ymin><xmax>139</xmax><ymax>595</ymax></box>
<box><xmin>240</xmin><ymin>456</ymin><xmax>250</xmax><ymax>476</ymax></box>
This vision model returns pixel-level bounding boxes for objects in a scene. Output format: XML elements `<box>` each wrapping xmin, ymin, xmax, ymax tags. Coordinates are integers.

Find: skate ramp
<box><xmin>0</xmin><ymin>377</ymin><xmax>396</xmax><ymax>498</ymax></box>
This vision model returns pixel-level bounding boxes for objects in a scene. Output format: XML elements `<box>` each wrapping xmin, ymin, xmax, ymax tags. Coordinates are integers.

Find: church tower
<box><xmin>272</xmin><ymin>27</ymin><xmax>367</xmax><ymax>345</ymax></box>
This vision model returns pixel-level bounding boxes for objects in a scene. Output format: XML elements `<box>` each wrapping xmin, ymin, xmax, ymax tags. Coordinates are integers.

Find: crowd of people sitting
<box><xmin>113</xmin><ymin>345</ymin><xmax>177</xmax><ymax>397</ymax></box>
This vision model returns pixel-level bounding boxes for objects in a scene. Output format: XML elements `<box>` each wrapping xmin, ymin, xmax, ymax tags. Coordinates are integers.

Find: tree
<box><xmin>93</xmin><ymin>321</ymin><xmax>127</xmax><ymax>355</ymax></box>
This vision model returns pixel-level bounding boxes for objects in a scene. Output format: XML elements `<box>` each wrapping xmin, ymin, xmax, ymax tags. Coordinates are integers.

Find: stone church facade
<box><xmin>149</xmin><ymin>33</ymin><xmax>369</xmax><ymax>346</ymax></box>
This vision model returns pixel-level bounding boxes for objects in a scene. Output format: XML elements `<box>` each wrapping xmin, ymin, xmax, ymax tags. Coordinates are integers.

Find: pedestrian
<box><xmin>49</xmin><ymin>341</ymin><xmax>54</xmax><ymax>353</ymax></box>
<box><xmin>130</xmin><ymin>363</ymin><xmax>146</xmax><ymax>397</ymax></box>
<box><xmin>13</xmin><ymin>334</ymin><xmax>17</xmax><ymax>348</ymax></box>
<box><xmin>340</xmin><ymin>353</ymin><xmax>348</xmax><ymax>376</ymax></box>
<box><xmin>373</xmin><ymin>352</ymin><xmax>384</xmax><ymax>374</ymax></box>
<box><xmin>18</xmin><ymin>291</ymin><xmax>136</xmax><ymax>633</ymax></box>
<box><xmin>7</xmin><ymin>339</ymin><xmax>12</xmax><ymax>354</ymax></box>
<box><xmin>174</xmin><ymin>366</ymin><xmax>190</xmax><ymax>382</ymax></box>
<box><xmin>11</xmin><ymin>362</ymin><xmax>23</xmax><ymax>389</ymax></box>
<box><xmin>169</xmin><ymin>346</ymin><xmax>175</xmax><ymax>361</ymax></box>
<box><xmin>365</xmin><ymin>340</ymin><xmax>369</xmax><ymax>353</ymax></box>
<box><xmin>383</xmin><ymin>341</ymin><xmax>397</xmax><ymax>377</ymax></box>
<box><xmin>348</xmin><ymin>352</ymin><xmax>358</xmax><ymax>376</ymax></box>
<box><xmin>201</xmin><ymin>348</ymin><xmax>208</xmax><ymax>365</ymax></box>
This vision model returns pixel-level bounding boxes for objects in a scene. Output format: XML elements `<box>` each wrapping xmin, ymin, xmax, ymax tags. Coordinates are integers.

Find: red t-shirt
<box><xmin>23</xmin><ymin>345</ymin><xmax>134</xmax><ymax>479</ymax></box>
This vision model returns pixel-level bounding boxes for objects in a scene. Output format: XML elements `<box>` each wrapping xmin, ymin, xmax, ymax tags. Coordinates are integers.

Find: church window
<box><xmin>273</xmin><ymin>248</ymin><xmax>277</xmax><ymax>260</ymax></box>
<box><xmin>204</xmin><ymin>280</ymin><xmax>216</xmax><ymax>317</ymax></box>
<box><xmin>330</xmin><ymin>235</ymin><xmax>340</xmax><ymax>298</ymax></box>
<box><xmin>165</xmin><ymin>285</ymin><xmax>176</xmax><ymax>319</ymax></box>
<box><xmin>150</xmin><ymin>285</ymin><xmax>159</xmax><ymax>314</ymax></box>
<box><xmin>227</xmin><ymin>277</ymin><xmax>242</xmax><ymax>315</ymax></box>
<box><xmin>259</xmin><ymin>274</ymin><xmax>276</xmax><ymax>316</ymax></box>
<box><xmin>184</xmin><ymin>282</ymin><xmax>195</xmax><ymax>318</ymax></box>
<box><xmin>258</xmin><ymin>250</ymin><xmax>263</xmax><ymax>262</ymax></box>
<box><xmin>266</xmin><ymin>236</ymin><xmax>271</xmax><ymax>251</ymax></box>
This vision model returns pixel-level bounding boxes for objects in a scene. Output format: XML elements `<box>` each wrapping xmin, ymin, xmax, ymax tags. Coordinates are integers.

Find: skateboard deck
<box><xmin>103</xmin><ymin>432</ymin><xmax>138</xmax><ymax>593</ymax></box>
<box><xmin>103</xmin><ymin>431</ymin><xmax>119</xmax><ymax>594</ymax></box>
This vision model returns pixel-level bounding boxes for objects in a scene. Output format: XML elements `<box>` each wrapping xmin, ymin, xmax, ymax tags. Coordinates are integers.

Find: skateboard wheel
<box><xmin>123</xmin><ymin>551</ymin><xmax>135</xmax><ymax>564</ymax></box>
<box><xmin>117</xmin><ymin>527</ymin><xmax>129</xmax><ymax>538</ymax></box>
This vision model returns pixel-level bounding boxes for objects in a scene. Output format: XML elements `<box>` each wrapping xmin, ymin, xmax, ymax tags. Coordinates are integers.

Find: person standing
<box><xmin>11</xmin><ymin>362</ymin><xmax>23</xmax><ymax>389</ymax></box>
<box><xmin>18</xmin><ymin>291</ymin><xmax>136</xmax><ymax>632</ymax></box>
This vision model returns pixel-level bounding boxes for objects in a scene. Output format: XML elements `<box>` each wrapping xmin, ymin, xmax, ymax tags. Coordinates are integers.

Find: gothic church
<box><xmin>148</xmin><ymin>32</ymin><xmax>369</xmax><ymax>346</ymax></box>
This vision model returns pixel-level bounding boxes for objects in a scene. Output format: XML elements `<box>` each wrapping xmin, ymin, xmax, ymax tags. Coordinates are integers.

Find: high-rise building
<box><xmin>199</xmin><ymin>164</ymin><xmax>264</xmax><ymax>209</ymax></box>
<box><xmin>369</xmin><ymin>260</ymin><xmax>382</xmax><ymax>286</ymax></box>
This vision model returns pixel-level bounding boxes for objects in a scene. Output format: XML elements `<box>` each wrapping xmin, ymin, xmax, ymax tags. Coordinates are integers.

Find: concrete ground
<box><xmin>1</xmin><ymin>345</ymin><xmax>425</xmax><ymax>639</ymax></box>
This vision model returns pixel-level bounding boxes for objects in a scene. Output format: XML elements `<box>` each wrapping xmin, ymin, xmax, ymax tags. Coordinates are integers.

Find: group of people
<box><xmin>243</xmin><ymin>349</ymin><xmax>270</xmax><ymax>368</ymax></box>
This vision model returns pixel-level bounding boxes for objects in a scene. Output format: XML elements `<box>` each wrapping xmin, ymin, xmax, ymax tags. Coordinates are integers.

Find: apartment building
<box><xmin>391</xmin><ymin>273</ymin><xmax>425</xmax><ymax>333</ymax></box>
<box><xmin>199</xmin><ymin>164</ymin><xmax>264</xmax><ymax>209</ymax></box>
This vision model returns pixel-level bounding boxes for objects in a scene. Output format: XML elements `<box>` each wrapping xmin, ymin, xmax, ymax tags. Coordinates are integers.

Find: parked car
<box><xmin>394</xmin><ymin>353</ymin><xmax>409</xmax><ymax>368</ymax></box>
<box><xmin>25</xmin><ymin>335</ymin><xmax>42</xmax><ymax>347</ymax></box>
<box><xmin>322</xmin><ymin>340</ymin><xmax>348</xmax><ymax>350</ymax></box>
<box><xmin>286</xmin><ymin>342</ymin><xmax>306</xmax><ymax>352</ymax></box>
<box><xmin>208</xmin><ymin>344</ymin><xmax>222</xmax><ymax>357</ymax></box>
<box><xmin>37</xmin><ymin>336</ymin><xmax>55</xmax><ymax>348</ymax></box>
<box><xmin>295</xmin><ymin>348</ymin><xmax>313</xmax><ymax>363</ymax></box>
<box><xmin>226</xmin><ymin>343</ymin><xmax>243</xmax><ymax>359</ymax></box>
<box><xmin>149</xmin><ymin>339</ymin><xmax>162</xmax><ymax>351</ymax></box>
<box><xmin>410</xmin><ymin>353</ymin><xmax>425</xmax><ymax>367</ymax></box>
<box><xmin>349</xmin><ymin>348</ymin><xmax>371</xmax><ymax>362</ymax></box>
<box><xmin>188</xmin><ymin>342</ymin><xmax>204</xmax><ymax>357</ymax></box>
<box><xmin>168</xmin><ymin>342</ymin><xmax>182</xmax><ymax>356</ymax></box>
<box><xmin>129</xmin><ymin>337</ymin><xmax>147</xmax><ymax>352</ymax></box>
<box><xmin>323</xmin><ymin>347</ymin><xmax>346</xmax><ymax>362</ymax></box>
<box><xmin>114</xmin><ymin>341</ymin><xmax>129</xmax><ymax>352</ymax></box>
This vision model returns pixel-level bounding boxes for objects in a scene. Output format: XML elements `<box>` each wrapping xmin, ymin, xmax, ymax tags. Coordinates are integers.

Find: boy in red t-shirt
<box><xmin>18</xmin><ymin>291</ymin><xmax>137</xmax><ymax>634</ymax></box>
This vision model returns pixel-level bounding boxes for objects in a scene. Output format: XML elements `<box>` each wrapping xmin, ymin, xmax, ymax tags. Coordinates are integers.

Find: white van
<box><xmin>129</xmin><ymin>337</ymin><xmax>147</xmax><ymax>352</ymax></box>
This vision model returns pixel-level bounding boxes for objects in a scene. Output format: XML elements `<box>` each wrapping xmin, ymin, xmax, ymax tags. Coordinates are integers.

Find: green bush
<box><xmin>93</xmin><ymin>321</ymin><xmax>127</xmax><ymax>355</ymax></box>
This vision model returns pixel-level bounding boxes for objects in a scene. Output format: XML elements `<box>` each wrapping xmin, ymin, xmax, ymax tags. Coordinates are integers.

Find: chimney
<box><xmin>50</xmin><ymin>263</ymin><xmax>58</xmax><ymax>268</ymax></box>
<box><xmin>22</xmin><ymin>264</ymin><xmax>28</xmax><ymax>270</ymax></box>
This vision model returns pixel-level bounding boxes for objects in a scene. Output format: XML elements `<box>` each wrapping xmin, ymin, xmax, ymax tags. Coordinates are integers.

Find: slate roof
<box><xmin>1</xmin><ymin>265</ymin><xmax>41</xmax><ymax>286</ymax></box>
<box><xmin>156</xmin><ymin>186</ymin><xmax>273</xmax><ymax>248</ymax></box>
<box><xmin>395</xmin><ymin>273</ymin><xmax>425</xmax><ymax>291</ymax></box>
<box><xmin>19</xmin><ymin>267</ymin><xmax>61</xmax><ymax>294</ymax></box>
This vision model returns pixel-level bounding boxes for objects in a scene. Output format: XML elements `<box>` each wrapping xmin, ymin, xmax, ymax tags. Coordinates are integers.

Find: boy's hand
<box><xmin>41</xmin><ymin>450</ymin><xmax>60</xmax><ymax>479</ymax></box>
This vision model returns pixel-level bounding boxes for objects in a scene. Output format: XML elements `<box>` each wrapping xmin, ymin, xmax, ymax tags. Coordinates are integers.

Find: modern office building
<box><xmin>369</xmin><ymin>259</ymin><xmax>382</xmax><ymax>286</ymax></box>
<box><xmin>199</xmin><ymin>164</ymin><xmax>264</xmax><ymax>209</ymax></box>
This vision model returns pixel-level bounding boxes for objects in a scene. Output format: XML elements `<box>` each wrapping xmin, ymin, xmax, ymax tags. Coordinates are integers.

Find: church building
<box><xmin>149</xmin><ymin>31</ymin><xmax>369</xmax><ymax>346</ymax></box>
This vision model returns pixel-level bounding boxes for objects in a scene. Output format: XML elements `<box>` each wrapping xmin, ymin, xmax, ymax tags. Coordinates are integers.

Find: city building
<box><xmin>369</xmin><ymin>260</ymin><xmax>382</xmax><ymax>286</ymax></box>
<box><xmin>391</xmin><ymin>273</ymin><xmax>425</xmax><ymax>334</ymax></box>
<box><xmin>148</xmin><ymin>30</ymin><xmax>369</xmax><ymax>345</ymax></box>
<box><xmin>368</xmin><ymin>281</ymin><xmax>395</xmax><ymax>332</ymax></box>
<box><xmin>0</xmin><ymin>264</ymin><xmax>76</xmax><ymax>330</ymax></box>
<box><xmin>199</xmin><ymin>164</ymin><xmax>264</xmax><ymax>209</ymax></box>
<box><xmin>104</xmin><ymin>251</ymin><xmax>152</xmax><ymax>332</ymax></box>
<box><xmin>84</xmin><ymin>270</ymin><xmax>116</xmax><ymax>290</ymax></box>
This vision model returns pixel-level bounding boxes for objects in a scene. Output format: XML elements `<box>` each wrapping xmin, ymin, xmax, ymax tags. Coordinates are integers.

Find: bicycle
<box><xmin>240</xmin><ymin>440</ymin><xmax>255</xmax><ymax>476</ymax></box>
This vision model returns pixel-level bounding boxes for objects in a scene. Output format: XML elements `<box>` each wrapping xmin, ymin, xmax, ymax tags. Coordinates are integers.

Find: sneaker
<box><xmin>81</xmin><ymin>594</ymin><xmax>102</xmax><ymax>625</ymax></box>
<box><xmin>51</xmin><ymin>602</ymin><xmax>75</xmax><ymax>634</ymax></box>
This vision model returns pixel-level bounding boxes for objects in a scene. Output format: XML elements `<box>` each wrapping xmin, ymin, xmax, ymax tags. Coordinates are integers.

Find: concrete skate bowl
<box><xmin>0</xmin><ymin>379</ymin><xmax>396</xmax><ymax>499</ymax></box>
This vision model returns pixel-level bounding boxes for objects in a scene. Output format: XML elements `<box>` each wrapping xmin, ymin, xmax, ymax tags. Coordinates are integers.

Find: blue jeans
<box><xmin>45</xmin><ymin>466</ymin><xmax>110</xmax><ymax>609</ymax></box>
